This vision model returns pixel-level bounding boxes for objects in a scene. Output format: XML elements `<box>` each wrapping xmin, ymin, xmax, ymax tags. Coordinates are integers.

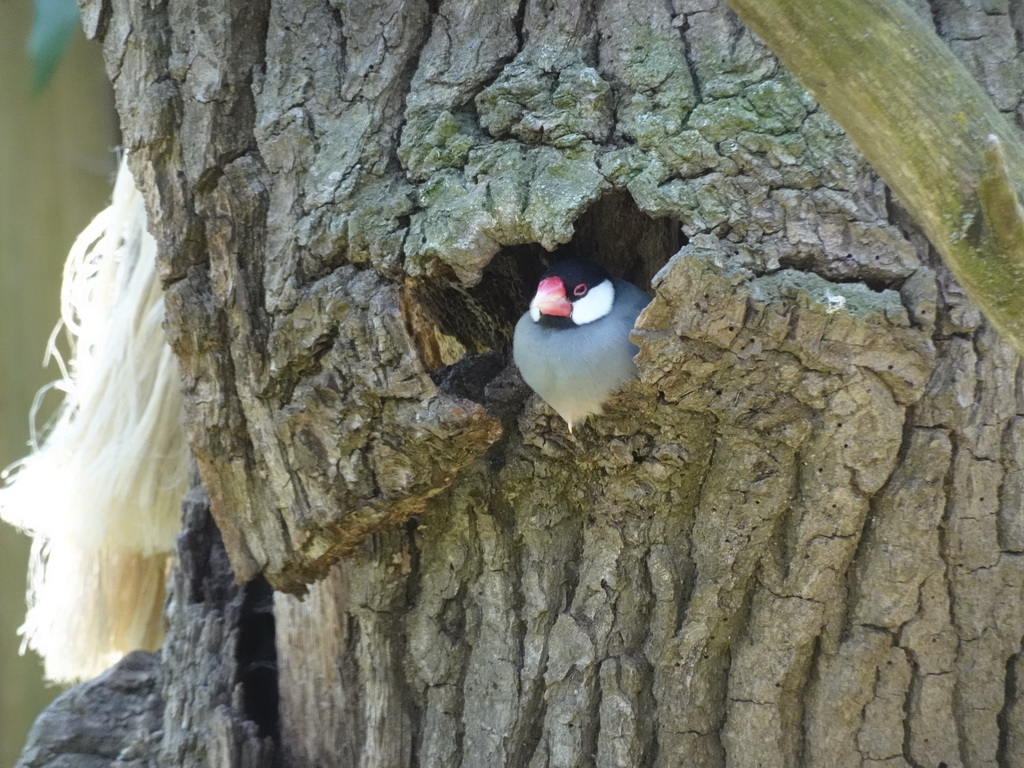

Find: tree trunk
<box><xmin>22</xmin><ymin>0</ymin><xmax>1024</xmax><ymax>765</ymax></box>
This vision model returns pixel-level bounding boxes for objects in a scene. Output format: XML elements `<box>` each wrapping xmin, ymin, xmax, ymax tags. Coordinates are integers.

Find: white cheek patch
<box><xmin>571</xmin><ymin>279</ymin><xmax>615</xmax><ymax>325</ymax></box>
<box><xmin>529</xmin><ymin>299</ymin><xmax>541</xmax><ymax>322</ymax></box>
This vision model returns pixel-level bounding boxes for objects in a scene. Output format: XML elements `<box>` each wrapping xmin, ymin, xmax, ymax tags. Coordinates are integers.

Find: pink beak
<box><xmin>533</xmin><ymin>277</ymin><xmax>572</xmax><ymax>317</ymax></box>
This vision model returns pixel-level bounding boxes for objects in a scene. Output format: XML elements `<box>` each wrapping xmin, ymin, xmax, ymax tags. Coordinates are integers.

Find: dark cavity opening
<box><xmin>553</xmin><ymin>190</ymin><xmax>685</xmax><ymax>289</ymax></box>
<box><xmin>236</xmin><ymin>574</ymin><xmax>280</xmax><ymax>742</ymax></box>
<box><xmin>409</xmin><ymin>191</ymin><xmax>683</xmax><ymax>401</ymax></box>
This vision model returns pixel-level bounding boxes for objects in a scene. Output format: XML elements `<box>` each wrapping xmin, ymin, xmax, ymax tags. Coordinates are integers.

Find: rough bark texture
<box><xmin>723</xmin><ymin>0</ymin><xmax>1024</xmax><ymax>357</ymax></box>
<box><xmin>15</xmin><ymin>651</ymin><xmax>162</xmax><ymax>768</ymax></box>
<box><xmin>23</xmin><ymin>0</ymin><xmax>1024</xmax><ymax>765</ymax></box>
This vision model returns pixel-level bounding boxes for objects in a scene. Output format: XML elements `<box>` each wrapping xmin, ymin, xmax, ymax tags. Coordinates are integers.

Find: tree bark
<box><xmin>23</xmin><ymin>0</ymin><xmax>1024</xmax><ymax>765</ymax></box>
<box><xmin>723</xmin><ymin>0</ymin><xmax>1024</xmax><ymax>357</ymax></box>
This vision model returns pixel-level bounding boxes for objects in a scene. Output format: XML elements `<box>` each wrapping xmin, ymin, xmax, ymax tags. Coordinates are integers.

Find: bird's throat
<box><xmin>536</xmin><ymin>314</ymin><xmax>576</xmax><ymax>330</ymax></box>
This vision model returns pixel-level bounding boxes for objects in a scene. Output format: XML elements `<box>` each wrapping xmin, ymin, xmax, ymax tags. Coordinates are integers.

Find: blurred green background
<box><xmin>0</xmin><ymin>4</ymin><xmax>117</xmax><ymax>763</ymax></box>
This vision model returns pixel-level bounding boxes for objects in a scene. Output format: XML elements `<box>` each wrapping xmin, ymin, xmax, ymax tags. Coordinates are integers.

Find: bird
<box><xmin>513</xmin><ymin>259</ymin><xmax>651</xmax><ymax>431</ymax></box>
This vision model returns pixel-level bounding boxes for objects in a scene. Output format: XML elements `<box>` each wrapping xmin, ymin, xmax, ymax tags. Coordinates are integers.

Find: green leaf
<box><xmin>28</xmin><ymin>0</ymin><xmax>81</xmax><ymax>94</ymax></box>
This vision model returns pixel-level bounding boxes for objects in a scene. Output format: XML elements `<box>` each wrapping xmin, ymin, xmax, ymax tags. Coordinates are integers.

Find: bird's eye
<box><xmin>573</xmin><ymin>283</ymin><xmax>589</xmax><ymax>297</ymax></box>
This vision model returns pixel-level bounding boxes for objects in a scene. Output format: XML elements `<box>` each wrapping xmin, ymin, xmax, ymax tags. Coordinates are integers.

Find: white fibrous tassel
<box><xmin>0</xmin><ymin>156</ymin><xmax>188</xmax><ymax>683</ymax></box>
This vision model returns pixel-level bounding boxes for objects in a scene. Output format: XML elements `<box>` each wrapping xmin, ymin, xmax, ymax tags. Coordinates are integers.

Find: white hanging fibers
<box><xmin>0</xmin><ymin>156</ymin><xmax>189</xmax><ymax>683</ymax></box>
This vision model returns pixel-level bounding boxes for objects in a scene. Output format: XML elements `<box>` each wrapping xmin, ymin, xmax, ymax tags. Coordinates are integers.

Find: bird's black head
<box><xmin>541</xmin><ymin>259</ymin><xmax>612</xmax><ymax>303</ymax></box>
<box><xmin>529</xmin><ymin>259</ymin><xmax>616</xmax><ymax>328</ymax></box>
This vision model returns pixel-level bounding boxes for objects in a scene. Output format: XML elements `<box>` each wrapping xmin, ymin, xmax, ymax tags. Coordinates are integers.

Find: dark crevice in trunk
<box><xmin>939</xmin><ymin>434</ymin><xmax>971</xmax><ymax>768</ymax></box>
<box><xmin>513</xmin><ymin>0</ymin><xmax>528</xmax><ymax>52</ymax></box>
<box><xmin>237</xmin><ymin>575</ymin><xmax>281</xmax><ymax>744</ymax></box>
<box><xmin>774</xmin><ymin>253</ymin><xmax>909</xmax><ymax>294</ymax></box>
<box><xmin>997</xmin><ymin>646</ymin><xmax>1021</xmax><ymax>768</ymax></box>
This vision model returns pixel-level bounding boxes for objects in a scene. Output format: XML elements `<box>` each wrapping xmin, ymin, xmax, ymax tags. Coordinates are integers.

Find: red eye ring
<box><xmin>573</xmin><ymin>283</ymin><xmax>589</xmax><ymax>297</ymax></box>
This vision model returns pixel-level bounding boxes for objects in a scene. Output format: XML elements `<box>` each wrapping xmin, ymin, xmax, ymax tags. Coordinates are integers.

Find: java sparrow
<box><xmin>513</xmin><ymin>259</ymin><xmax>651</xmax><ymax>431</ymax></box>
